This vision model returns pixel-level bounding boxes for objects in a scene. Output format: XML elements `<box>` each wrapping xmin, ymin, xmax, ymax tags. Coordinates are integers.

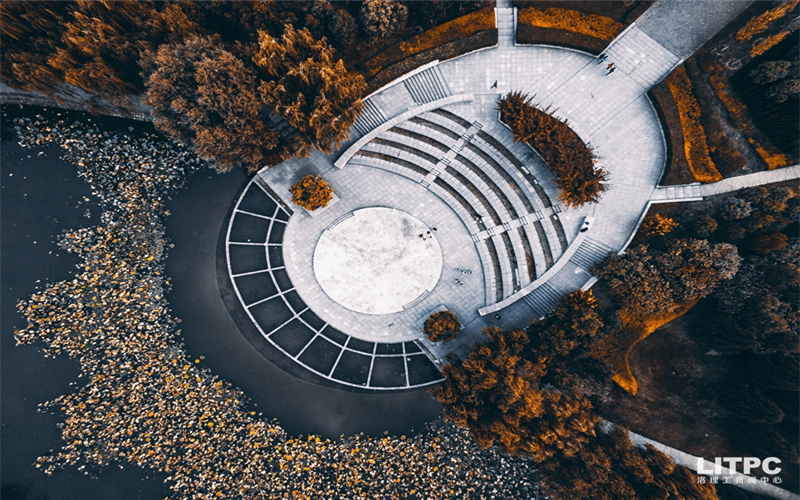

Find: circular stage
<box><xmin>313</xmin><ymin>207</ymin><xmax>443</xmax><ymax>315</ymax></box>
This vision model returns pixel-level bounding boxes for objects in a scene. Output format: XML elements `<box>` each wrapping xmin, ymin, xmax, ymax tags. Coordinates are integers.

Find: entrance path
<box><xmin>635</xmin><ymin>0</ymin><xmax>755</xmax><ymax>60</ymax></box>
<box><xmin>650</xmin><ymin>164</ymin><xmax>800</xmax><ymax>203</ymax></box>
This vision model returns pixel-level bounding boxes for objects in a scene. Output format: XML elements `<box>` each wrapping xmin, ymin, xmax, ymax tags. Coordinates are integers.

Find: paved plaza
<box><xmin>224</xmin><ymin>0</ymin><xmax>800</xmax><ymax>388</ymax></box>
<box><xmin>313</xmin><ymin>207</ymin><xmax>443</xmax><ymax>316</ymax></box>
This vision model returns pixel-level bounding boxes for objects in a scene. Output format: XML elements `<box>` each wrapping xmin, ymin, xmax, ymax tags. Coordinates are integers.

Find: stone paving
<box><xmin>282</xmin><ymin>164</ymin><xmax>486</xmax><ymax>344</ymax></box>
<box><xmin>650</xmin><ymin>164</ymin><xmax>800</xmax><ymax>202</ymax></box>
<box><xmin>242</xmin><ymin>0</ymin><xmax>799</xmax><ymax>381</ymax></box>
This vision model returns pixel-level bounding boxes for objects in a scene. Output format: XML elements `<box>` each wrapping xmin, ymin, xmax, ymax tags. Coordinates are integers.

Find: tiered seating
<box><xmin>348</xmin><ymin>105</ymin><xmax>572</xmax><ymax>307</ymax></box>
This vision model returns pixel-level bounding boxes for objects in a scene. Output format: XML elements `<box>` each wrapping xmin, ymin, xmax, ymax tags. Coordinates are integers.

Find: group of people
<box><xmin>12</xmin><ymin>113</ymin><xmax>542</xmax><ymax>499</ymax></box>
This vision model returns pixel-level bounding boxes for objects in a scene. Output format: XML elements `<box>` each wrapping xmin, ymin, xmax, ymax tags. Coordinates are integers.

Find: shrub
<box><xmin>290</xmin><ymin>174</ymin><xmax>333</xmax><ymax>211</ymax></box>
<box><xmin>641</xmin><ymin>213</ymin><xmax>679</xmax><ymax>237</ymax></box>
<box><xmin>498</xmin><ymin>91</ymin><xmax>607</xmax><ymax>208</ymax></box>
<box><xmin>362</xmin><ymin>7</ymin><xmax>495</xmax><ymax>79</ymax></box>
<box><xmin>752</xmin><ymin>232</ymin><xmax>789</xmax><ymax>255</ymax></box>
<box><xmin>360</xmin><ymin>0</ymin><xmax>408</xmax><ymax>40</ymax></box>
<box><xmin>693</xmin><ymin>214</ymin><xmax>719</xmax><ymax>238</ymax></box>
<box><xmin>517</xmin><ymin>7</ymin><xmax>624</xmax><ymax>42</ymax></box>
<box><xmin>736</xmin><ymin>0</ymin><xmax>800</xmax><ymax>42</ymax></box>
<box><xmin>665</xmin><ymin>66</ymin><xmax>722</xmax><ymax>183</ymax></box>
<box><xmin>423</xmin><ymin>310</ymin><xmax>461</xmax><ymax>343</ymax></box>
<box><xmin>751</xmin><ymin>30</ymin><xmax>794</xmax><ymax>58</ymax></box>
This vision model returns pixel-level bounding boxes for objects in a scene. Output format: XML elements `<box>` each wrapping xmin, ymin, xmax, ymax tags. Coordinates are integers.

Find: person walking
<box><xmin>597</xmin><ymin>52</ymin><xmax>608</xmax><ymax>63</ymax></box>
<box><xmin>606</xmin><ymin>66</ymin><xmax>616</xmax><ymax>76</ymax></box>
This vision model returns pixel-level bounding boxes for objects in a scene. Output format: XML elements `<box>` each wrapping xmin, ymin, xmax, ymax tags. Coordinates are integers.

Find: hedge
<box><xmin>364</xmin><ymin>30</ymin><xmax>497</xmax><ymax>94</ymax></box>
<box><xmin>647</xmin><ymin>81</ymin><xmax>694</xmax><ymax>186</ymax></box>
<box><xmin>361</xmin><ymin>7</ymin><xmax>496</xmax><ymax>80</ymax></box>
<box><xmin>665</xmin><ymin>66</ymin><xmax>722</xmax><ymax>183</ymax></box>
<box><xmin>518</xmin><ymin>7</ymin><xmax>624</xmax><ymax>42</ymax></box>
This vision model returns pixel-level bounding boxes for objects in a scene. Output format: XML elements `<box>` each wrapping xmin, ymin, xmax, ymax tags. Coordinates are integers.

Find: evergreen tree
<box><xmin>360</xmin><ymin>0</ymin><xmax>408</xmax><ymax>39</ymax></box>
<box><xmin>254</xmin><ymin>25</ymin><xmax>366</xmax><ymax>158</ymax></box>
<box><xmin>145</xmin><ymin>36</ymin><xmax>283</xmax><ymax>171</ymax></box>
<box><xmin>432</xmin><ymin>327</ymin><xmax>598</xmax><ymax>461</ymax></box>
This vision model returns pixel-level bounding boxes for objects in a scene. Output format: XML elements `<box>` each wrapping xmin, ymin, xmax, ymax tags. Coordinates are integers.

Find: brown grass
<box><xmin>517</xmin><ymin>7</ymin><xmax>624</xmax><ymax>41</ymax></box>
<box><xmin>361</xmin><ymin>7</ymin><xmax>495</xmax><ymax>79</ymax></box>
<box><xmin>665</xmin><ymin>66</ymin><xmax>722</xmax><ymax>183</ymax></box>
<box><xmin>706</xmin><ymin>62</ymin><xmax>790</xmax><ymax>169</ymax></box>
<box><xmin>751</xmin><ymin>29</ymin><xmax>794</xmax><ymax>58</ymax></box>
<box><xmin>592</xmin><ymin>300</ymin><xmax>699</xmax><ymax>395</ymax></box>
<box><xmin>736</xmin><ymin>0</ymin><xmax>800</xmax><ymax>41</ymax></box>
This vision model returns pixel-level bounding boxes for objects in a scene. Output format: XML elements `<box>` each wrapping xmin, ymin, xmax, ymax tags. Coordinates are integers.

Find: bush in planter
<box><xmin>424</xmin><ymin>310</ymin><xmax>461</xmax><ymax>343</ymax></box>
<box><xmin>290</xmin><ymin>174</ymin><xmax>333</xmax><ymax>211</ymax></box>
<box><xmin>498</xmin><ymin>91</ymin><xmax>608</xmax><ymax>208</ymax></box>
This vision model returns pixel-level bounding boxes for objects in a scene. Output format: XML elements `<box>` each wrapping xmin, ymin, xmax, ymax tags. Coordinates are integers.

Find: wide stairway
<box><xmin>348</xmin><ymin>105</ymin><xmax>570</xmax><ymax>308</ymax></box>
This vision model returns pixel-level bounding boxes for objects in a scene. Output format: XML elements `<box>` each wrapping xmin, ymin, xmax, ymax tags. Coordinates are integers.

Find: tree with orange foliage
<box><xmin>525</xmin><ymin>290</ymin><xmax>610</xmax><ymax>392</ymax></box>
<box><xmin>145</xmin><ymin>36</ymin><xmax>284</xmax><ymax>172</ymax></box>
<box><xmin>431</xmin><ymin>327</ymin><xmax>598</xmax><ymax>461</ymax></box>
<box><xmin>498</xmin><ymin>91</ymin><xmax>607</xmax><ymax>208</ymax></box>
<box><xmin>290</xmin><ymin>175</ymin><xmax>334</xmax><ymax>211</ymax></box>
<box><xmin>541</xmin><ymin>424</ymin><xmax>719</xmax><ymax>500</ymax></box>
<box><xmin>254</xmin><ymin>25</ymin><xmax>366</xmax><ymax>159</ymax></box>
<box><xmin>423</xmin><ymin>310</ymin><xmax>461</xmax><ymax>343</ymax></box>
<box><xmin>0</xmin><ymin>1</ymin><xmax>71</xmax><ymax>94</ymax></box>
<box><xmin>641</xmin><ymin>213</ymin><xmax>679</xmax><ymax>237</ymax></box>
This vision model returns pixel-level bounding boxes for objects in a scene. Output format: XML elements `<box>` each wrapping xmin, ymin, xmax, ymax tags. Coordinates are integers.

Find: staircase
<box><xmin>353</xmin><ymin>99</ymin><xmax>388</xmax><ymax>136</ymax></box>
<box><xmin>603</xmin><ymin>25</ymin><xmax>681</xmax><ymax>88</ymax></box>
<box><xmin>403</xmin><ymin>66</ymin><xmax>451</xmax><ymax>105</ymax></box>
<box><xmin>569</xmin><ymin>238</ymin><xmax>616</xmax><ymax>271</ymax></box>
<box><xmin>521</xmin><ymin>282</ymin><xmax>562</xmax><ymax>318</ymax></box>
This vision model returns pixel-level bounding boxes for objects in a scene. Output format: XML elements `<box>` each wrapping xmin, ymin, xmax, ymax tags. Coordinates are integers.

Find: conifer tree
<box><xmin>145</xmin><ymin>36</ymin><xmax>284</xmax><ymax>171</ymax></box>
<box><xmin>432</xmin><ymin>327</ymin><xmax>598</xmax><ymax>461</ymax></box>
<box><xmin>254</xmin><ymin>25</ymin><xmax>366</xmax><ymax>158</ymax></box>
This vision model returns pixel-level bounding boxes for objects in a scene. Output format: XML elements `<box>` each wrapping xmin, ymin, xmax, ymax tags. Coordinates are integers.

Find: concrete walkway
<box><xmin>628</xmin><ymin>430</ymin><xmax>800</xmax><ymax>500</ymax></box>
<box><xmin>650</xmin><ymin>164</ymin><xmax>800</xmax><ymax>203</ymax></box>
<box><xmin>635</xmin><ymin>0</ymin><xmax>755</xmax><ymax>60</ymax></box>
<box><xmin>495</xmin><ymin>0</ymin><xmax>516</xmax><ymax>48</ymax></box>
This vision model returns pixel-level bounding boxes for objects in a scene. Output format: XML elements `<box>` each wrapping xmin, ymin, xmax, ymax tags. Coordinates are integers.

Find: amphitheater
<box><xmin>223</xmin><ymin>0</ymin><xmax>798</xmax><ymax>392</ymax></box>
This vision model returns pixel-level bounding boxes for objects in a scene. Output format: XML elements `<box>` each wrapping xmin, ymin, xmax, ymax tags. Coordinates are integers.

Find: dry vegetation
<box><xmin>517</xmin><ymin>7</ymin><xmax>624</xmax><ymax>42</ymax></box>
<box><xmin>362</xmin><ymin>6</ymin><xmax>495</xmax><ymax>79</ymax></box>
<box><xmin>499</xmin><ymin>91</ymin><xmax>607</xmax><ymax>208</ymax></box>
<box><xmin>665</xmin><ymin>66</ymin><xmax>723</xmax><ymax>183</ymax></box>
<box><xmin>706</xmin><ymin>62</ymin><xmax>790</xmax><ymax>169</ymax></box>
<box><xmin>736</xmin><ymin>0</ymin><xmax>800</xmax><ymax>42</ymax></box>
